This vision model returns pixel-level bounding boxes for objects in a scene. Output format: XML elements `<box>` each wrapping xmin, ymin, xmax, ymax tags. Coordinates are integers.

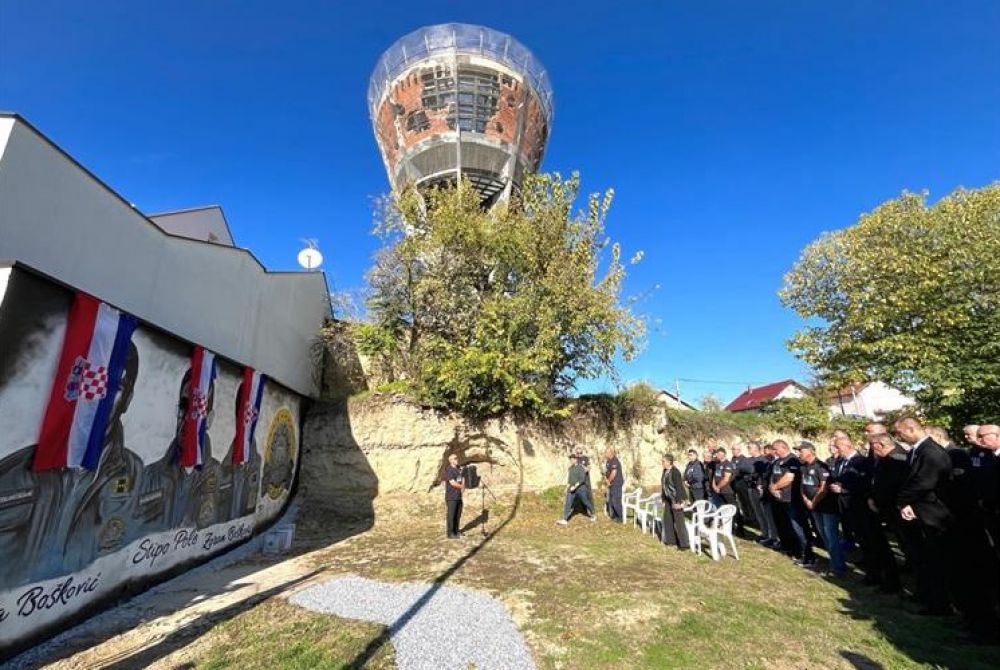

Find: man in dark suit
<box><xmin>659</xmin><ymin>454</ymin><xmax>689</xmax><ymax>549</ymax></box>
<box><xmin>866</xmin><ymin>434</ymin><xmax>909</xmax><ymax>593</ymax></box>
<box><xmin>893</xmin><ymin>417</ymin><xmax>954</xmax><ymax>615</ymax></box>
<box><xmin>829</xmin><ymin>436</ymin><xmax>873</xmax><ymax>581</ymax></box>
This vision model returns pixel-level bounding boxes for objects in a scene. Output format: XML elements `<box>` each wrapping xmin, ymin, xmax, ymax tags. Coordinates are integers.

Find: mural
<box><xmin>0</xmin><ymin>268</ymin><xmax>301</xmax><ymax>652</ymax></box>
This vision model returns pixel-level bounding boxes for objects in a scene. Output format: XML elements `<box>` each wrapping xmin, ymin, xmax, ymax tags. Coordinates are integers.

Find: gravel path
<box><xmin>290</xmin><ymin>575</ymin><xmax>536</xmax><ymax>670</ymax></box>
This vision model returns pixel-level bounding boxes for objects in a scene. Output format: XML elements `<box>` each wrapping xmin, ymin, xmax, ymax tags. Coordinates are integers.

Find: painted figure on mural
<box><xmin>0</xmin><ymin>277</ymin><xmax>146</xmax><ymax>586</ymax></box>
<box><xmin>218</xmin><ymin>377</ymin><xmax>262</xmax><ymax>520</ymax></box>
<box><xmin>61</xmin><ymin>342</ymin><xmax>145</xmax><ymax>573</ymax></box>
<box><xmin>0</xmin><ymin>340</ymin><xmax>144</xmax><ymax>586</ymax></box>
<box><xmin>138</xmin><ymin>367</ymin><xmax>223</xmax><ymax>531</ymax></box>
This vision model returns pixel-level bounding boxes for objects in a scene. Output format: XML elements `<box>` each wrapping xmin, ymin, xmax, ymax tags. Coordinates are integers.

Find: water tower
<box><xmin>368</xmin><ymin>23</ymin><xmax>553</xmax><ymax>207</ymax></box>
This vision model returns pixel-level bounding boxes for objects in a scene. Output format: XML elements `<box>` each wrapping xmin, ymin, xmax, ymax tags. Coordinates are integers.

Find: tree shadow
<box><xmin>839</xmin><ymin>650</ymin><xmax>885</xmax><ymax>670</ymax></box>
<box><xmin>342</xmin><ymin>429</ymin><xmax>527</xmax><ymax>669</ymax></box>
<box><xmin>811</xmin><ymin>543</ymin><xmax>1000</xmax><ymax>670</ymax></box>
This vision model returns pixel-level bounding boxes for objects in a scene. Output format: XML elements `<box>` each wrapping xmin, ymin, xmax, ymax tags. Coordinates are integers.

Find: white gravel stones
<box><xmin>290</xmin><ymin>575</ymin><xmax>536</xmax><ymax>670</ymax></box>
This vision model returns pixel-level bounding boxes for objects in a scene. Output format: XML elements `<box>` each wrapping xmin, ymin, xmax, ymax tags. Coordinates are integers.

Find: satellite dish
<box><xmin>297</xmin><ymin>245</ymin><xmax>323</xmax><ymax>271</ymax></box>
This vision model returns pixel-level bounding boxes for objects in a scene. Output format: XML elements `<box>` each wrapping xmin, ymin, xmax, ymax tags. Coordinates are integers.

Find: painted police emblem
<box><xmin>263</xmin><ymin>408</ymin><xmax>297</xmax><ymax>501</ymax></box>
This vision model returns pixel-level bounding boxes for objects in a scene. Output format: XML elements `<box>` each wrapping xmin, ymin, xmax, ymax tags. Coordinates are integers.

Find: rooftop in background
<box><xmin>725</xmin><ymin>379</ymin><xmax>808</xmax><ymax>413</ymax></box>
<box><xmin>148</xmin><ymin>205</ymin><xmax>235</xmax><ymax>246</ymax></box>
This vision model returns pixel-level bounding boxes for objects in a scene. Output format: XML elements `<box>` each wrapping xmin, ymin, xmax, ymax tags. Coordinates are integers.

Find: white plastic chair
<box><xmin>635</xmin><ymin>493</ymin><xmax>661</xmax><ymax>533</ymax></box>
<box><xmin>683</xmin><ymin>500</ymin><xmax>715</xmax><ymax>555</ymax></box>
<box><xmin>697</xmin><ymin>504</ymin><xmax>740</xmax><ymax>561</ymax></box>
<box><xmin>621</xmin><ymin>487</ymin><xmax>643</xmax><ymax>524</ymax></box>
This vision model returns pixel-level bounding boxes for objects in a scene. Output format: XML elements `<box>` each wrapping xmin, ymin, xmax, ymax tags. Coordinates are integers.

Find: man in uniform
<box><xmin>710</xmin><ymin>447</ymin><xmax>743</xmax><ymax>536</ymax></box>
<box><xmin>894</xmin><ymin>417</ymin><xmax>954</xmax><ymax>615</ymax></box>
<box><xmin>683</xmin><ymin>449</ymin><xmax>706</xmax><ymax>502</ymax></box>
<box><xmin>604</xmin><ymin>447</ymin><xmax>624</xmax><ymax>522</ymax></box>
<box><xmin>444</xmin><ymin>452</ymin><xmax>464</xmax><ymax>539</ymax></box>
<box><xmin>928</xmin><ymin>427</ymin><xmax>997</xmax><ymax>637</ymax></box>
<box><xmin>756</xmin><ymin>442</ymin><xmax>781</xmax><ymax>548</ymax></box>
<box><xmin>573</xmin><ymin>445</ymin><xmax>596</xmax><ymax>518</ymax></box>
<box><xmin>866</xmin><ymin>434</ymin><xmax>908</xmax><ymax>593</ymax></box>
<box><xmin>659</xmin><ymin>454</ymin><xmax>689</xmax><ymax>549</ymax></box>
<box><xmin>731</xmin><ymin>443</ymin><xmax>756</xmax><ymax>528</ymax></box>
<box><xmin>558</xmin><ymin>453</ymin><xmax>595</xmax><ymax>525</ymax></box>
<box><xmin>800</xmin><ymin>443</ymin><xmax>844</xmax><ymax>576</ymax></box>
<box><xmin>702</xmin><ymin>444</ymin><xmax>717</xmax><ymax>494</ymax></box>
<box><xmin>769</xmin><ymin>439</ymin><xmax>814</xmax><ymax>566</ymax></box>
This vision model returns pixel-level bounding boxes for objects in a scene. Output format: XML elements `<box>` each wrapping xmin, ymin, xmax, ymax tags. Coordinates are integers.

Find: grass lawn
<box><xmin>177</xmin><ymin>489</ymin><xmax>999</xmax><ymax>670</ymax></box>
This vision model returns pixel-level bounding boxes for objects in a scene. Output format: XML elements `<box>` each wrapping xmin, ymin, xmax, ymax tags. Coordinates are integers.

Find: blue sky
<box><xmin>2</xmin><ymin>1</ymin><xmax>998</xmax><ymax>405</ymax></box>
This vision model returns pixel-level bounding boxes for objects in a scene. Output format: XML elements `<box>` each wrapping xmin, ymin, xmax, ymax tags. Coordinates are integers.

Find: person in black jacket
<box><xmin>928</xmin><ymin>426</ymin><xmax>998</xmax><ymax>638</ymax></box>
<box><xmin>683</xmin><ymin>449</ymin><xmax>706</xmax><ymax>502</ymax></box>
<box><xmin>732</xmin><ymin>443</ymin><xmax>757</xmax><ymax>528</ymax></box>
<box><xmin>893</xmin><ymin>417</ymin><xmax>954</xmax><ymax>615</ymax></box>
<box><xmin>756</xmin><ymin>442</ymin><xmax>781</xmax><ymax>547</ymax></box>
<box><xmin>660</xmin><ymin>454</ymin><xmax>689</xmax><ymax>549</ymax></box>
<box><xmin>443</xmin><ymin>452</ymin><xmax>465</xmax><ymax>539</ymax></box>
<box><xmin>830</xmin><ymin>436</ymin><xmax>874</xmax><ymax>581</ymax></box>
<box><xmin>866</xmin><ymin>434</ymin><xmax>908</xmax><ymax>593</ymax></box>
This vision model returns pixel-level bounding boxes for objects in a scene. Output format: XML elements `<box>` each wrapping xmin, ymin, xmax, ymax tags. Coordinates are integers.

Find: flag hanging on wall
<box><xmin>233</xmin><ymin>367</ymin><xmax>266</xmax><ymax>465</ymax></box>
<box><xmin>33</xmin><ymin>293</ymin><xmax>138</xmax><ymax>471</ymax></box>
<box><xmin>179</xmin><ymin>346</ymin><xmax>217</xmax><ymax>469</ymax></box>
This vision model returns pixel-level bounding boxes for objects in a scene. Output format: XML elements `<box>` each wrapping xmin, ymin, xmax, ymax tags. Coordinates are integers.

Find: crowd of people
<box><xmin>446</xmin><ymin>416</ymin><xmax>1000</xmax><ymax>642</ymax></box>
<box><xmin>665</xmin><ymin>418</ymin><xmax>1000</xmax><ymax>643</ymax></box>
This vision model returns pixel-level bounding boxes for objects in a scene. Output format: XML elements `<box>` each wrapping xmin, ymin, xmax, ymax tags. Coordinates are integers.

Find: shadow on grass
<box><xmin>772</xmin><ymin>525</ymin><xmax>1000</xmax><ymax>670</ymax></box>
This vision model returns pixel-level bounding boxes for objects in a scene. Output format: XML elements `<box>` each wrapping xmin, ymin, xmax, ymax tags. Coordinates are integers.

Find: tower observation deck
<box><xmin>368</xmin><ymin>23</ymin><xmax>553</xmax><ymax>207</ymax></box>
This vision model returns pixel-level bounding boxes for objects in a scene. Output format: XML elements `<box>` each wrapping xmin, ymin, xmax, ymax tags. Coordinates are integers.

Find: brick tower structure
<box><xmin>368</xmin><ymin>23</ymin><xmax>553</xmax><ymax>207</ymax></box>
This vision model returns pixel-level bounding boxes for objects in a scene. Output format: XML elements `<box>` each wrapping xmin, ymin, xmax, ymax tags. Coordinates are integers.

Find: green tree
<box><xmin>758</xmin><ymin>396</ymin><xmax>830</xmax><ymax>437</ymax></box>
<box><xmin>699</xmin><ymin>393</ymin><xmax>723</xmax><ymax>412</ymax></box>
<box><xmin>362</xmin><ymin>173</ymin><xmax>645</xmax><ymax>418</ymax></box>
<box><xmin>780</xmin><ymin>184</ymin><xmax>1000</xmax><ymax>426</ymax></box>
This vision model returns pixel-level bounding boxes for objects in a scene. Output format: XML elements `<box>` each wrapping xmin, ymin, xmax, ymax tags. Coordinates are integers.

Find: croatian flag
<box><xmin>179</xmin><ymin>346</ymin><xmax>217</xmax><ymax>469</ymax></box>
<box><xmin>233</xmin><ymin>367</ymin><xmax>266</xmax><ymax>465</ymax></box>
<box><xmin>34</xmin><ymin>293</ymin><xmax>138</xmax><ymax>471</ymax></box>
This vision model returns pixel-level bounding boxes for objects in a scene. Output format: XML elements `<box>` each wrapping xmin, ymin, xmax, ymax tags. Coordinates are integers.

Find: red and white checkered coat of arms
<box><xmin>64</xmin><ymin>356</ymin><xmax>110</xmax><ymax>402</ymax></box>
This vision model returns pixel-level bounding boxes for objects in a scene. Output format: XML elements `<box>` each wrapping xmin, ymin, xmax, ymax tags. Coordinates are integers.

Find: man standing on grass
<box><xmin>684</xmin><ymin>448</ymin><xmax>706</xmax><ymax>502</ymax></box>
<box><xmin>711</xmin><ymin>447</ymin><xmax>743</xmax><ymax>536</ymax></box>
<box><xmin>604</xmin><ymin>447</ymin><xmax>624</xmax><ymax>522</ymax></box>
<box><xmin>660</xmin><ymin>454</ymin><xmax>689</xmax><ymax>549</ymax></box>
<box><xmin>769</xmin><ymin>439</ymin><xmax>815</xmax><ymax>566</ymax></box>
<box><xmin>444</xmin><ymin>452</ymin><xmax>465</xmax><ymax>539</ymax></box>
<box><xmin>557</xmin><ymin>453</ymin><xmax>595</xmax><ymax>525</ymax></box>
<box><xmin>893</xmin><ymin>417</ymin><xmax>953</xmax><ymax>616</ymax></box>
<box><xmin>800</xmin><ymin>443</ymin><xmax>845</xmax><ymax>576</ymax></box>
<box><xmin>574</xmin><ymin>445</ymin><xmax>596</xmax><ymax>517</ymax></box>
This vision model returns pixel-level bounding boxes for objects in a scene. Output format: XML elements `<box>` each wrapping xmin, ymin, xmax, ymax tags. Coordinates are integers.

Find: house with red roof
<box><xmin>724</xmin><ymin>379</ymin><xmax>809</xmax><ymax>413</ymax></box>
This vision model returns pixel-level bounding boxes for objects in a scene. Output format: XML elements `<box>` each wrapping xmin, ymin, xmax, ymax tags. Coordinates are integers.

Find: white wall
<box><xmin>0</xmin><ymin>116</ymin><xmax>328</xmax><ymax>397</ymax></box>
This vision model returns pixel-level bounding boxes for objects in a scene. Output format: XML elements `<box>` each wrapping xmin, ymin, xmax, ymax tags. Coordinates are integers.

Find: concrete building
<box><xmin>826</xmin><ymin>381</ymin><xmax>915</xmax><ymax>419</ymax></box>
<box><xmin>0</xmin><ymin>113</ymin><xmax>329</xmax><ymax>655</ymax></box>
<box><xmin>368</xmin><ymin>23</ymin><xmax>553</xmax><ymax>206</ymax></box>
<box><xmin>657</xmin><ymin>389</ymin><xmax>698</xmax><ymax>411</ymax></box>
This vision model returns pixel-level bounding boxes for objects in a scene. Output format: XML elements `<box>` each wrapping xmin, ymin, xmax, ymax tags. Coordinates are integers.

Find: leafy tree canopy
<box><xmin>780</xmin><ymin>184</ymin><xmax>1000</xmax><ymax>426</ymax></box>
<box><xmin>358</xmin><ymin>173</ymin><xmax>645</xmax><ymax>418</ymax></box>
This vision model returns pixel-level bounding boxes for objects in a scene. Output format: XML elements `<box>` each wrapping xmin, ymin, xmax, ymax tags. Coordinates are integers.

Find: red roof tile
<box><xmin>724</xmin><ymin>379</ymin><xmax>803</xmax><ymax>412</ymax></box>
